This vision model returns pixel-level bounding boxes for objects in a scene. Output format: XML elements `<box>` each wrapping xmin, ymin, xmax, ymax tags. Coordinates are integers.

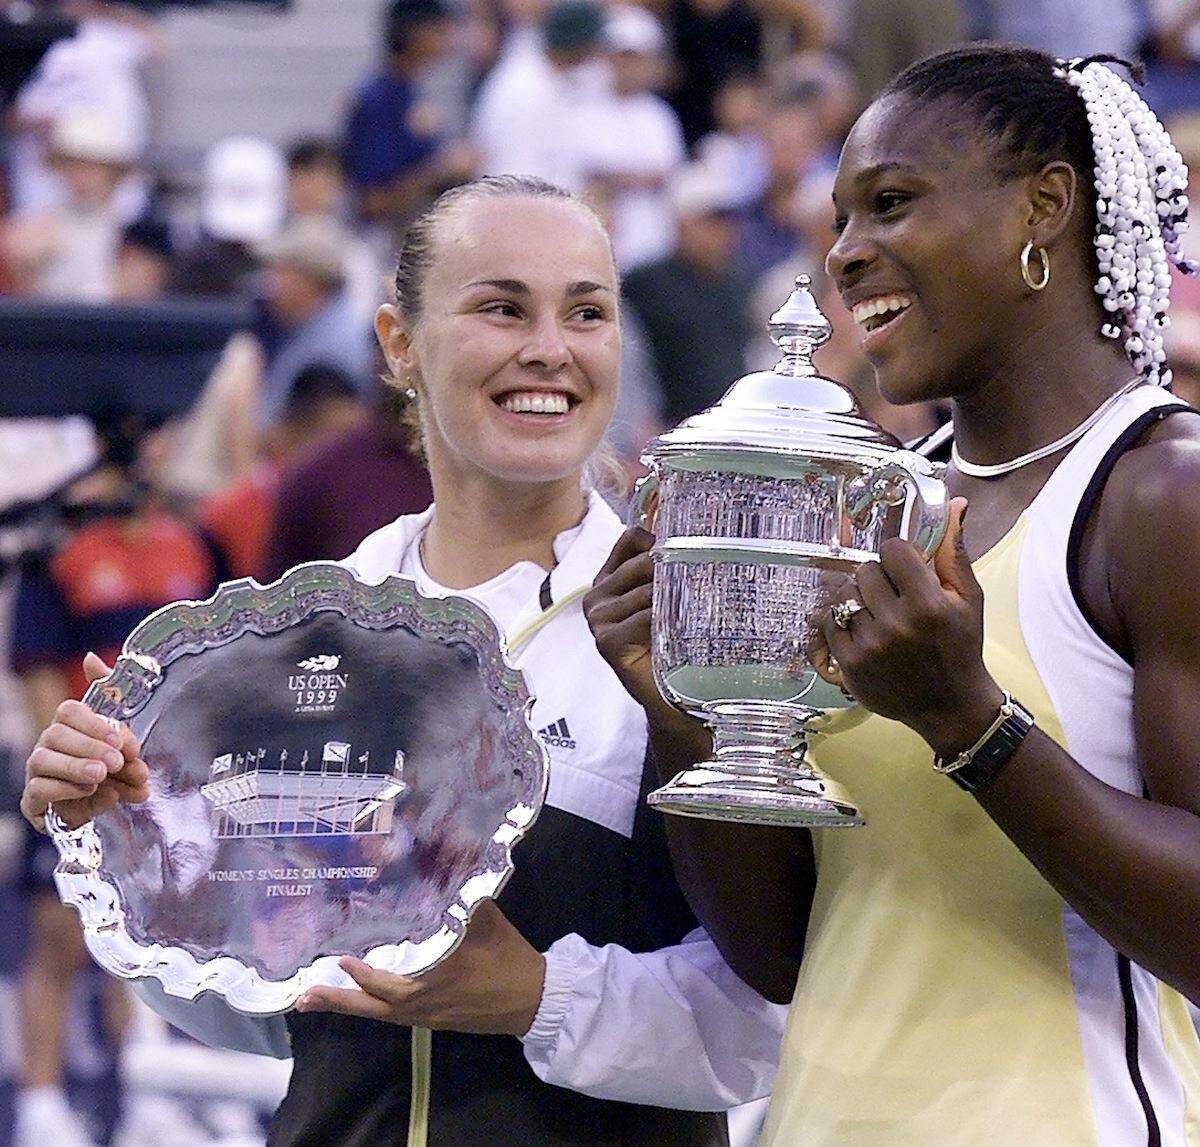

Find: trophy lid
<box><xmin>643</xmin><ymin>275</ymin><xmax>902</xmax><ymax>466</ymax></box>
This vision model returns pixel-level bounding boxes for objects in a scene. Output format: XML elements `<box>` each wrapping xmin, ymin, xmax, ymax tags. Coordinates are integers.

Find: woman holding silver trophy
<box><xmin>18</xmin><ymin>176</ymin><xmax>784</xmax><ymax>1144</ymax></box>
<box><xmin>589</xmin><ymin>43</ymin><xmax>1200</xmax><ymax>1145</ymax></box>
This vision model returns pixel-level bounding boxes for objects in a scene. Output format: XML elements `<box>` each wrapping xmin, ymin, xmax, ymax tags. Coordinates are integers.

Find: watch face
<box><xmin>49</xmin><ymin>563</ymin><xmax>548</xmax><ymax>1014</ymax></box>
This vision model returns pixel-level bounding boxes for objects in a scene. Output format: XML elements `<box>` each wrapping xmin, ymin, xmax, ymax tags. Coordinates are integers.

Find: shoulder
<box><xmin>1099</xmin><ymin>411</ymin><xmax>1200</xmax><ymax>638</ymax></box>
<box><xmin>1102</xmin><ymin>411</ymin><xmax>1200</xmax><ymax>536</ymax></box>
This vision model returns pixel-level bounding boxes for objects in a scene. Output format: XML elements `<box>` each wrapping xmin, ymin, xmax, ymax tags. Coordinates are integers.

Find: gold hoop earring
<box><xmin>1021</xmin><ymin>241</ymin><xmax>1050</xmax><ymax>291</ymax></box>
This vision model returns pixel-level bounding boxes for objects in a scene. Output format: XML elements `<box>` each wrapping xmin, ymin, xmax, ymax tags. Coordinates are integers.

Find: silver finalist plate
<box><xmin>47</xmin><ymin>563</ymin><xmax>548</xmax><ymax>1015</ymax></box>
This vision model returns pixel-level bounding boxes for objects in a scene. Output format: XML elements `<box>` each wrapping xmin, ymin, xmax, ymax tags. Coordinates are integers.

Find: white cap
<box><xmin>48</xmin><ymin>107</ymin><xmax>139</xmax><ymax>167</ymax></box>
<box><xmin>668</xmin><ymin>162</ymin><xmax>742</xmax><ymax>219</ymax></box>
<box><xmin>201</xmin><ymin>136</ymin><xmax>287</xmax><ymax>245</ymax></box>
<box><xmin>605</xmin><ymin>5</ymin><xmax>665</xmax><ymax>54</ymax></box>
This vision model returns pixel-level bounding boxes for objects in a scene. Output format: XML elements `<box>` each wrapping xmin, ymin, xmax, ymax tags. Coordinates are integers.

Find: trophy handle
<box><xmin>631</xmin><ymin>472</ymin><xmax>660</xmax><ymax>532</ymax></box>
<box><xmin>850</xmin><ymin>454</ymin><xmax>948</xmax><ymax>559</ymax></box>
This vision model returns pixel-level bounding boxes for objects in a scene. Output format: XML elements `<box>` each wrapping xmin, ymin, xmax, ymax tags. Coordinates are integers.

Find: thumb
<box><xmin>82</xmin><ymin>651</ymin><xmax>113</xmax><ymax>684</ymax></box>
<box><xmin>932</xmin><ymin>498</ymin><xmax>979</xmax><ymax>601</ymax></box>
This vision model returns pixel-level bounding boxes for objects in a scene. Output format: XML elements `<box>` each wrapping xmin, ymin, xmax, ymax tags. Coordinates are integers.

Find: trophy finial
<box><xmin>769</xmin><ymin>275</ymin><xmax>832</xmax><ymax>377</ymax></box>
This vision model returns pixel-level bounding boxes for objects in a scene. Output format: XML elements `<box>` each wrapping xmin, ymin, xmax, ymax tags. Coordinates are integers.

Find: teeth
<box><xmin>851</xmin><ymin>294</ymin><xmax>913</xmax><ymax>329</ymax></box>
<box><xmin>498</xmin><ymin>391</ymin><xmax>571</xmax><ymax>415</ymax></box>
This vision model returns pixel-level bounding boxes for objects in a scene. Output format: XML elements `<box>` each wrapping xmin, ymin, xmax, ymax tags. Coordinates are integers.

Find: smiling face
<box><xmin>378</xmin><ymin>195</ymin><xmax>620</xmax><ymax>490</ymax></box>
<box><xmin>827</xmin><ymin>94</ymin><xmax>1043</xmax><ymax>405</ymax></box>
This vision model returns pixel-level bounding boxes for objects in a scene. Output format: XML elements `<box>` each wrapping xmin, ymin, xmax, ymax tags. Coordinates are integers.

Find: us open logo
<box><xmin>288</xmin><ymin>654</ymin><xmax>348</xmax><ymax>713</ymax></box>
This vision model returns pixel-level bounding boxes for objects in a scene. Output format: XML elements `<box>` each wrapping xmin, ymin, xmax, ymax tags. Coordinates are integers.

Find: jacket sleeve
<box><xmin>131</xmin><ymin>979</ymin><xmax>292</xmax><ymax>1059</ymax></box>
<box><xmin>521</xmin><ymin>927</ymin><xmax>786</xmax><ymax>1110</ymax></box>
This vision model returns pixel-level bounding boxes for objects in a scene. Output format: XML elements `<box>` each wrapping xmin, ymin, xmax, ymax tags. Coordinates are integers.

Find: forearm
<box><xmin>524</xmin><ymin>929</ymin><xmax>786</xmax><ymax>1109</ymax></box>
<box><xmin>648</xmin><ymin>717</ymin><xmax>813</xmax><ymax>1003</ymax></box>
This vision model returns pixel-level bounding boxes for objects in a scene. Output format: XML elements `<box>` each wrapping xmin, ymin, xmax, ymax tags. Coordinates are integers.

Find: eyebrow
<box><xmin>843</xmin><ymin>161</ymin><xmax>925</xmax><ymax>194</ymax></box>
<box><xmin>833</xmin><ymin>161</ymin><xmax>924</xmax><ymax>207</ymax></box>
<box><xmin>465</xmin><ymin>278</ymin><xmax>614</xmax><ymax>296</ymax></box>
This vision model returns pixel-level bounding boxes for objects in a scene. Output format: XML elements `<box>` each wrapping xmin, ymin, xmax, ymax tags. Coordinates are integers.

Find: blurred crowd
<box><xmin>5</xmin><ymin>0</ymin><xmax>1200</xmax><ymax>1143</ymax></box>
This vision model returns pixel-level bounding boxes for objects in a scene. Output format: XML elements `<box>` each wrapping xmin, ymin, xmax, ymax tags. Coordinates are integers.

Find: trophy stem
<box><xmin>647</xmin><ymin>701</ymin><xmax>864</xmax><ymax>828</ymax></box>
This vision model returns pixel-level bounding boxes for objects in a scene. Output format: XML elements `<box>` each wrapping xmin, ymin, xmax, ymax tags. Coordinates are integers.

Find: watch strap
<box><xmin>933</xmin><ymin>693</ymin><xmax>1035</xmax><ymax>794</ymax></box>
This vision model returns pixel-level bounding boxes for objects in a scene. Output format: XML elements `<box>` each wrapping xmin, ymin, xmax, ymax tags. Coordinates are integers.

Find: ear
<box><xmin>1024</xmin><ymin>160</ymin><xmax>1078</xmax><ymax>249</ymax></box>
<box><xmin>374</xmin><ymin>303</ymin><xmax>416</xmax><ymax>379</ymax></box>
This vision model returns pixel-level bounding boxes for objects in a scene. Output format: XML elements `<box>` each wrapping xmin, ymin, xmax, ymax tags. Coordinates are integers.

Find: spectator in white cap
<box><xmin>7</xmin><ymin>7</ymin><xmax>157</xmax><ymax>222</ymax></box>
<box><xmin>168</xmin><ymin>136</ymin><xmax>287</xmax><ymax>298</ymax></box>
<box><xmin>1</xmin><ymin>107</ymin><xmax>139</xmax><ymax>301</ymax></box>
<box><xmin>580</xmin><ymin>6</ymin><xmax>687</xmax><ymax>271</ymax></box>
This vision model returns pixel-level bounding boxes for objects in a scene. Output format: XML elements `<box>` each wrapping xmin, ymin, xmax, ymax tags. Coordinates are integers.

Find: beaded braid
<box><xmin>1055</xmin><ymin>56</ymin><xmax>1199</xmax><ymax>386</ymax></box>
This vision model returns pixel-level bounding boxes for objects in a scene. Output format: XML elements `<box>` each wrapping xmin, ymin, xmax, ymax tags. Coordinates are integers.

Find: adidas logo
<box><xmin>537</xmin><ymin>717</ymin><xmax>577</xmax><ymax>751</ymax></box>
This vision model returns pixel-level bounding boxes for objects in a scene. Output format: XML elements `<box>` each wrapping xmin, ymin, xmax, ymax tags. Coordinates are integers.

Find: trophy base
<box><xmin>647</xmin><ymin>765</ymin><xmax>864</xmax><ymax>828</ymax></box>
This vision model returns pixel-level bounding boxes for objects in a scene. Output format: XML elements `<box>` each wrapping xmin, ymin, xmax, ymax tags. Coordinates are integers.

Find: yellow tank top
<box><xmin>761</xmin><ymin>390</ymin><xmax>1200</xmax><ymax>1146</ymax></box>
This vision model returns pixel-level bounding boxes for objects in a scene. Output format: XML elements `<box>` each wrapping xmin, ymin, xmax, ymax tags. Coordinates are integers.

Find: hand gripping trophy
<box><xmin>637</xmin><ymin>276</ymin><xmax>948</xmax><ymax>827</ymax></box>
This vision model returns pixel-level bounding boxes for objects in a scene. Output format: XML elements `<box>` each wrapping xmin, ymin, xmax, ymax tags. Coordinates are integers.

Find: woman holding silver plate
<box><xmin>589</xmin><ymin>43</ymin><xmax>1200</xmax><ymax>1145</ymax></box>
<box><xmin>19</xmin><ymin>175</ymin><xmax>784</xmax><ymax>1145</ymax></box>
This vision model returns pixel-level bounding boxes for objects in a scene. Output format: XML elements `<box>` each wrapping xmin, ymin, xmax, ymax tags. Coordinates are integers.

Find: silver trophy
<box><xmin>47</xmin><ymin>564</ymin><xmax>547</xmax><ymax>1014</ymax></box>
<box><xmin>638</xmin><ymin>276</ymin><xmax>948</xmax><ymax>827</ymax></box>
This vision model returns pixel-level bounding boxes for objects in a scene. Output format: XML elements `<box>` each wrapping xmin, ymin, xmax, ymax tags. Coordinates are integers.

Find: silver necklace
<box><xmin>951</xmin><ymin>378</ymin><xmax>1144</xmax><ymax>478</ymax></box>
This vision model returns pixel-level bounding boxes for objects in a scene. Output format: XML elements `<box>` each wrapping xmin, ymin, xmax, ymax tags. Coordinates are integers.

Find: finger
<box><xmin>588</xmin><ymin>549</ymin><xmax>654</xmax><ymax>601</ymax></box>
<box><xmin>594</xmin><ymin>527</ymin><xmax>655</xmax><ymax>581</ymax></box>
<box><xmin>103</xmin><ymin>772</ymin><xmax>151</xmax><ymax>804</ymax></box>
<box><xmin>820</xmin><ymin>605</ymin><xmax>855</xmax><ymax>663</ymax></box>
<box><xmin>807</xmin><ymin>624</ymin><xmax>843</xmax><ymax>687</ymax></box>
<box><xmin>932</xmin><ymin>498</ymin><xmax>979</xmax><ymax>603</ymax></box>
<box><xmin>295</xmin><ymin>985</ymin><xmax>393</xmax><ymax>1021</ymax></box>
<box><xmin>111</xmin><ymin>757</ymin><xmax>151</xmax><ymax>792</ymax></box>
<box><xmin>112</xmin><ymin>722</ymin><xmax>141</xmax><ymax>762</ymax></box>
<box><xmin>38</xmin><ymin>726</ymin><xmax>126</xmax><ymax>773</ymax></box>
<box><xmin>23</xmin><ymin>794</ymin><xmax>95</xmax><ymax>832</ymax></box>
<box><xmin>853</xmin><ymin>562</ymin><xmax>894</xmax><ymax>619</ymax></box>
<box><xmin>340</xmin><ymin>957</ymin><xmax>420</xmax><ymax>1002</ymax></box>
<box><xmin>24</xmin><ymin>775</ymin><xmax>100</xmax><ymax>812</ymax></box>
<box><xmin>593</xmin><ymin>611</ymin><xmax>653</xmax><ymax>657</ymax></box>
<box><xmin>87</xmin><ymin>786</ymin><xmax>122</xmax><ymax>819</ymax></box>
<box><xmin>82</xmin><ymin>652</ymin><xmax>113</xmax><ymax>684</ymax></box>
<box><xmin>585</xmin><ymin>582</ymin><xmax>652</xmax><ymax>627</ymax></box>
<box><xmin>28</xmin><ymin>745</ymin><xmax>111</xmax><ymax>787</ymax></box>
<box><xmin>54</xmin><ymin>700</ymin><xmax>127</xmax><ymax>747</ymax></box>
<box><xmin>878</xmin><ymin>536</ymin><xmax>940</xmax><ymax>598</ymax></box>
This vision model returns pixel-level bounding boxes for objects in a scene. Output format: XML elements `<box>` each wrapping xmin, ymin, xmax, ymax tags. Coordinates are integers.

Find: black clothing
<box><xmin>623</xmin><ymin>256</ymin><xmax>754</xmax><ymax>426</ymax></box>
<box><xmin>270</xmin><ymin>756</ymin><xmax>730</xmax><ymax>1147</ymax></box>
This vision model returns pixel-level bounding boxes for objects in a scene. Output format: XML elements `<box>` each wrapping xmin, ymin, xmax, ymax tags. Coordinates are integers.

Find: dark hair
<box><xmin>882</xmin><ymin>43</ymin><xmax>1100</xmax><ymax>190</ymax></box>
<box><xmin>385</xmin><ymin>0</ymin><xmax>452</xmax><ymax>54</ymax></box>
<box><xmin>121</xmin><ymin>216</ymin><xmax>173</xmax><ymax>259</ymax></box>
<box><xmin>283</xmin><ymin>363</ymin><xmax>361</xmax><ymax>426</ymax></box>
<box><xmin>286</xmin><ymin>136</ymin><xmax>342</xmax><ymax>173</ymax></box>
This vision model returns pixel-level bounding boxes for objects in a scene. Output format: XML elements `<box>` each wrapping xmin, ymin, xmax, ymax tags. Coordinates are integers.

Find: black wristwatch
<box><xmin>932</xmin><ymin>693</ymin><xmax>1036</xmax><ymax>794</ymax></box>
